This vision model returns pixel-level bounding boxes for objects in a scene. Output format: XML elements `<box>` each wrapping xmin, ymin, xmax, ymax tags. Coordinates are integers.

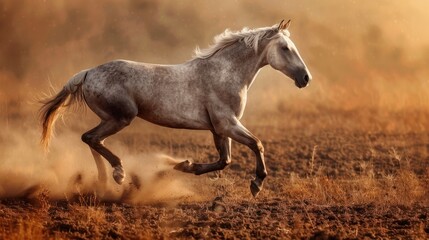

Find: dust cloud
<box><xmin>0</xmin><ymin>125</ymin><xmax>213</xmax><ymax>203</ymax></box>
<box><xmin>1</xmin><ymin>0</ymin><xmax>429</xmax><ymax>112</ymax></box>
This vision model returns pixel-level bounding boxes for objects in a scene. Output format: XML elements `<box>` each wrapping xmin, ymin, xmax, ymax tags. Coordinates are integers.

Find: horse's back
<box><xmin>82</xmin><ymin>60</ymin><xmax>212</xmax><ymax>129</ymax></box>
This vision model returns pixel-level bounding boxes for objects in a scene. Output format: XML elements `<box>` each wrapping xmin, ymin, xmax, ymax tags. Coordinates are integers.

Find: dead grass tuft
<box><xmin>282</xmin><ymin>160</ymin><xmax>427</xmax><ymax>206</ymax></box>
<box><xmin>2</xmin><ymin>218</ymin><xmax>46</xmax><ymax>240</ymax></box>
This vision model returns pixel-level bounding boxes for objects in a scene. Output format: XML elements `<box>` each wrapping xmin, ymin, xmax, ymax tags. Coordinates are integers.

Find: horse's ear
<box><xmin>277</xmin><ymin>19</ymin><xmax>285</xmax><ymax>31</ymax></box>
<box><xmin>284</xmin><ymin>19</ymin><xmax>291</xmax><ymax>29</ymax></box>
<box><xmin>278</xmin><ymin>19</ymin><xmax>291</xmax><ymax>31</ymax></box>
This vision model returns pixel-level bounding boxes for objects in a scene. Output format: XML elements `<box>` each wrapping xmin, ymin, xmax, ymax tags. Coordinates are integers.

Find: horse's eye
<box><xmin>282</xmin><ymin>46</ymin><xmax>290</xmax><ymax>51</ymax></box>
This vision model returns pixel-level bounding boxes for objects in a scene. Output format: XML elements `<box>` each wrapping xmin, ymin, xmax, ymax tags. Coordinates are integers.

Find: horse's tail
<box><xmin>40</xmin><ymin>70</ymin><xmax>88</xmax><ymax>151</ymax></box>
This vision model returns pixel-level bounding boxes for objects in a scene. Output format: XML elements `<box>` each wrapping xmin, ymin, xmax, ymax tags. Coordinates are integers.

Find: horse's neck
<box><xmin>206</xmin><ymin>42</ymin><xmax>267</xmax><ymax>89</ymax></box>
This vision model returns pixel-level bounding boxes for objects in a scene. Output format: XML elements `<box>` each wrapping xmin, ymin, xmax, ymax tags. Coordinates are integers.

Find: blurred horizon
<box><xmin>1</xmin><ymin>0</ymin><xmax>429</xmax><ymax>116</ymax></box>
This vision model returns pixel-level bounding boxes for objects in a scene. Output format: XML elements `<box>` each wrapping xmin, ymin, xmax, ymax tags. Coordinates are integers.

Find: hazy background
<box><xmin>0</xmin><ymin>0</ymin><xmax>428</xmax><ymax>199</ymax></box>
<box><xmin>1</xmin><ymin>0</ymin><xmax>429</xmax><ymax>113</ymax></box>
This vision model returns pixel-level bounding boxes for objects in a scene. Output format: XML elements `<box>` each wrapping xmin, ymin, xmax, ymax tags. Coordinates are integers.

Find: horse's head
<box><xmin>266</xmin><ymin>20</ymin><xmax>312</xmax><ymax>88</ymax></box>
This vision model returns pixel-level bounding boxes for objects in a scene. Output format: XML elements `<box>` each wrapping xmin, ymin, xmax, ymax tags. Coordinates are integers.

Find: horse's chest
<box><xmin>235</xmin><ymin>91</ymin><xmax>247</xmax><ymax>119</ymax></box>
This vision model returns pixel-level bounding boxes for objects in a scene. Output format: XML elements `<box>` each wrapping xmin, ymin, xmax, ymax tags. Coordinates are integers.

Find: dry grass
<box><xmin>3</xmin><ymin>219</ymin><xmax>46</xmax><ymax>240</ymax></box>
<box><xmin>283</xmin><ymin>168</ymin><xmax>426</xmax><ymax>206</ymax></box>
<box><xmin>278</xmin><ymin>144</ymin><xmax>427</xmax><ymax>206</ymax></box>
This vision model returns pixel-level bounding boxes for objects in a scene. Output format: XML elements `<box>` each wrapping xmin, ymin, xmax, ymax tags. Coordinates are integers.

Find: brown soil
<box><xmin>1</xmin><ymin>198</ymin><xmax>428</xmax><ymax>239</ymax></box>
<box><xmin>0</xmin><ymin>109</ymin><xmax>428</xmax><ymax>239</ymax></box>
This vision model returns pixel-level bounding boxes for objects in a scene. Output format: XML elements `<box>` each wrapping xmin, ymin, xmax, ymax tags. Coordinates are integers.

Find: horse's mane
<box><xmin>193</xmin><ymin>25</ymin><xmax>289</xmax><ymax>59</ymax></box>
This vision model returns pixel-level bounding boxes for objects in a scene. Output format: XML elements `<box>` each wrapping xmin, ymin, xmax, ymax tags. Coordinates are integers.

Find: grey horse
<box><xmin>40</xmin><ymin>20</ymin><xmax>312</xmax><ymax>197</ymax></box>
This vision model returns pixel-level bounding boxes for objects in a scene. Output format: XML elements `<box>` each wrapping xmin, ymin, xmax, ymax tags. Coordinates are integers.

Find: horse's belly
<box><xmin>136</xmin><ymin>104</ymin><xmax>211</xmax><ymax>130</ymax></box>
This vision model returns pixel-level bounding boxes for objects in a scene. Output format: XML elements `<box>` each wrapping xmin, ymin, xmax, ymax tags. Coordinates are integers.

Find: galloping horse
<box><xmin>40</xmin><ymin>20</ymin><xmax>312</xmax><ymax>197</ymax></box>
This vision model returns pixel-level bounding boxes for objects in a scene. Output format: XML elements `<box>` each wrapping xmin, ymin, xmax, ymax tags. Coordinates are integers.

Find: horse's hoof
<box><xmin>250</xmin><ymin>179</ymin><xmax>263</xmax><ymax>197</ymax></box>
<box><xmin>113</xmin><ymin>165</ymin><xmax>126</xmax><ymax>185</ymax></box>
<box><xmin>174</xmin><ymin>160</ymin><xmax>194</xmax><ymax>173</ymax></box>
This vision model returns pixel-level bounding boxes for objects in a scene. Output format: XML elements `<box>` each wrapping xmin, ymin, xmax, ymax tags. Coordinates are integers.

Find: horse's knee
<box><xmin>81</xmin><ymin>133</ymin><xmax>100</xmax><ymax>146</ymax></box>
<box><xmin>251</xmin><ymin>140</ymin><xmax>264</xmax><ymax>154</ymax></box>
<box><xmin>118</xmin><ymin>117</ymin><xmax>133</xmax><ymax>127</ymax></box>
<box><xmin>258</xmin><ymin>141</ymin><xmax>264</xmax><ymax>154</ymax></box>
<box><xmin>81</xmin><ymin>133</ymin><xmax>91</xmax><ymax>144</ymax></box>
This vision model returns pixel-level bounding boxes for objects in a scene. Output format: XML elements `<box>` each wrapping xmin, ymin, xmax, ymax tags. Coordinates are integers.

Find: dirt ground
<box><xmin>0</xmin><ymin>108</ymin><xmax>428</xmax><ymax>239</ymax></box>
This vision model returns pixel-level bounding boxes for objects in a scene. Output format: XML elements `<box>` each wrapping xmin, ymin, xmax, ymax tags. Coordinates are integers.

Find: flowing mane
<box><xmin>193</xmin><ymin>25</ymin><xmax>287</xmax><ymax>59</ymax></box>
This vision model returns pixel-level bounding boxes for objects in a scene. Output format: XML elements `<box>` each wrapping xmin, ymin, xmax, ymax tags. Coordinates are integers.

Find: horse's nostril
<box><xmin>304</xmin><ymin>74</ymin><xmax>309</xmax><ymax>83</ymax></box>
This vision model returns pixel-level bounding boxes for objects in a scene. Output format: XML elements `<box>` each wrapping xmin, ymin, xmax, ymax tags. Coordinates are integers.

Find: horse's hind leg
<box><xmin>82</xmin><ymin>118</ymin><xmax>133</xmax><ymax>184</ymax></box>
<box><xmin>90</xmin><ymin>148</ymin><xmax>108</xmax><ymax>194</ymax></box>
<box><xmin>174</xmin><ymin>133</ymin><xmax>231</xmax><ymax>175</ymax></box>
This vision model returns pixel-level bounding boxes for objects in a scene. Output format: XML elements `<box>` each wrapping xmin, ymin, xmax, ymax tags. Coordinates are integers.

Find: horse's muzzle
<box><xmin>295</xmin><ymin>73</ymin><xmax>311</xmax><ymax>88</ymax></box>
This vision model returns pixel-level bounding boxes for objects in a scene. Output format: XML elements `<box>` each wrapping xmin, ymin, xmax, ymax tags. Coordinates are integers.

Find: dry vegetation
<box><xmin>1</xmin><ymin>0</ymin><xmax>429</xmax><ymax>239</ymax></box>
<box><xmin>0</xmin><ymin>108</ymin><xmax>428</xmax><ymax>239</ymax></box>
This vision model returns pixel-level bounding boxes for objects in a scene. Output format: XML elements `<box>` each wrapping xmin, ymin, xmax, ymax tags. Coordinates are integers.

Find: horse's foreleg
<box><xmin>82</xmin><ymin>119</ymin><xmax>132</xmax><ymax>185</ymax></box>
<box><xmin>174</xmin><ymin>133</ymin><xmax>231</xmax><ymax>175</ymax></box>
<box><xmin>215</xmin><ymin>119</ymin><xmax>266</xmax><ymax>197</ymax></box>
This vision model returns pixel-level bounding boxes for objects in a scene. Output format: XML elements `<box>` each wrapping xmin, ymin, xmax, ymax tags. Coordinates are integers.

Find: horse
<box><xmin>40</xmin><ymin>20</ymin><xmax>312</xmax><ymax>197</ymax></box>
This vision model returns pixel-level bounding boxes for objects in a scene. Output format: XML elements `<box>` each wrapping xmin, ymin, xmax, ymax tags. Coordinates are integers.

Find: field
<box><xmin>1</xmin><ymin>0</ymin><xmax>429</xmax><ymax>239</ymax></box>
<box><xmin>0</xmin><ymin>107</ymin><xmax>428</xmax><ymax>239</ymax></box>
